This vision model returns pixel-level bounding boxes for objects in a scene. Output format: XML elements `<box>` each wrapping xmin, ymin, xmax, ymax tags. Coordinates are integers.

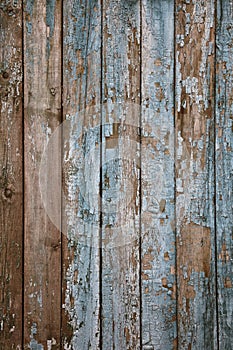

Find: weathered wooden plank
<box><xmin>101</xmin><ymin>1</ymin><xmax>141</xmax><ymax>349</ymax></box>
<box><xmin>216</xmin><ymin>1</ymin><xmax>233</xmax><ymax>348</ymax></box>
<box><xmin>175</xmin><ymin>1</ymin><xmax>217</xmax><ymax>349</ymax></box>
<box><xmin>62</xmin><ymin>0</ymin><xmax>101</xmax><ymax>348</ymax></box>
<box><xmin>23</xmin><ymin>0</ymin><xmax>62</xmax><ymax>347</ymax></box>
<box><xmin>0</xmin><ymin>1</ymin><xmax>23</xmax><ymax>348</ymax></box>
<box><xmin>141</xmin><ymin>1</ymin><xmax>176</xmax><ymax>348</ymax></box>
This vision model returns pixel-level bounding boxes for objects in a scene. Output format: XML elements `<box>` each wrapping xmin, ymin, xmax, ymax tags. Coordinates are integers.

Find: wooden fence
<box><xmin>0</xmin><ymin>0</ymin><xmax>233</xmax><ymax>349</ymax></box>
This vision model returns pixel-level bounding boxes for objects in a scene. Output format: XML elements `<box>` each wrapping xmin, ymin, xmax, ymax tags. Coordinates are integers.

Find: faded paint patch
<box><xmin>179</xmin><ymin>222</ymin><xmax>211</xmax><ymax>278</ymax></box>
<box><xmin>219</xmin><ymin>242</ymin><xmax>231</xmax><ymax>262</ymax></box>
<box><xmin>142</xmin><ymin>247</ymin><xmax>154</xmax><ymax>270</ymax></box>
<box><xmin>47</xmin><ymin>338</ymin><xmax>57</xmax><ymax>350</ymax></box>
<box><xmin>224</xmin><ymin>277</ymin><xmax>232</xmax><ymax>289</ymax></box>
<box><xmin>29</xmin><ymin>323</ymin><xmax>44</xmax><ymax>350</ymax></box>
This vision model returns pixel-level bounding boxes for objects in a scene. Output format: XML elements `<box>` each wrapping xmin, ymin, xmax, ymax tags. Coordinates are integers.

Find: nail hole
<box><xmin>50</xmin><ymin>87</ymin><xmax>56</xmax><ymax>96</ymax></box>
<box><xmin>2</xmin><ymin>71</ymin><xmax>9</xmax><ymax>79</ymax></box>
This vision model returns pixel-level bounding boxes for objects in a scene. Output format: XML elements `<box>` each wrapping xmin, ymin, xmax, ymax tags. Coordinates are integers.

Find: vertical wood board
<box><xmin>141</xmin><ymin>0</ymin><xmax>176</xmax><ymax>348</ymax></box>
<box><xmin>175</xmin><ymin>1</ymin><xmax>217</xmax><ymax>349</ymax></box>
<box><xmin>62</xmin><ymin>0</ymin><xmax>101</xmax><ymax>348</ymax></box>
<box><xmin>23</xmin><ymin>0</ymin><xmax>62</xmax><ymax>347</ymax></box>
<box><xmin>0</xmin><ymin>0</ymin><xmax>23</xmax><ymax>348</ymax></box>
<box><xmin>101</xmin><ymin>0</ymin><xmax>141</xmax><ymax>349</ymax></box>
<box><xmin>216</xmin><ymin>0</ymin><xmax>233</xmax><ymax>348</ymax></box>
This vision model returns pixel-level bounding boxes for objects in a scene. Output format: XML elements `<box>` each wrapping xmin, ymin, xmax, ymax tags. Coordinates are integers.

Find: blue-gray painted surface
<box><xmin>141</xmin><ymin>0</ymin><xmax>176</xmax><ymax>348</ymax></box>
<box><xmin>1</xmin><ymin>0</ymin><xmax>233</xmax><ymax>349</ymax></box>
<box><xmin>216</xmin><ymin>1</ymin><xmax>233</xmax><ymax>349</ymax></box>
<box><xmin>175</xmin><ymin>0</ymin><xmax>217</xmax><ymax>349</ymax></box>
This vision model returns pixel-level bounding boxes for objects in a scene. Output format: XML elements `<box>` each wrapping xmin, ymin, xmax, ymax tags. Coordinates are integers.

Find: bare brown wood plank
<box><xmin>101</xmin><ymin>1</ymin><xmax>141</xmax><ymax>349</ymax></box>
<box><xmin>0</xmin><ymin>1</ymin><xmax>23</xmax><ymax>348</ymax></box>
<box><xmin>23</xmin><ymin>0</ymin><xmax>62</xmax><ymax>347</ymax></box>
<box><xmin>216</xmin><ymin>1</ymin><xmax>233</xmax><ymax>348</ymax></box>
<box><xmin>62</xmin><ymin>0</ymin><xmax>101</xmax><ymax>348</ymax></box>
<box><xmin>175</xmin><ymin>0</ymin><xmax>217</xmax><ymax>349</ymax></box>
<box><xmin>141</xmin><ymin>1</ymin><xmax>176</xmax><ymax>348</ymax></box>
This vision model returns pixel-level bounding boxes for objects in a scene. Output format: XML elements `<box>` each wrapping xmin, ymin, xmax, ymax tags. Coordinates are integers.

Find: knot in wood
<box><xmin>4</xmin><ymin>188</ymin><xmax>13</xmax><ymax>199</ymax></box>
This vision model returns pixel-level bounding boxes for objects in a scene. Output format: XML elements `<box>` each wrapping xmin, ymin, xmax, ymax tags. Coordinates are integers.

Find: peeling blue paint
<box><xmin>29</xmin><ymin>323</ymin><xmax>44</xmax><ymax>350</ymax></box>
<box><xmin>25</xmin><ymin>0</ymin><xmax>33</xmax><ymax>34</ymax></box>
<box><xmin>46</xmin><ymin>0</ymin><xmax>56</xmax><ymax>57</ymax></box>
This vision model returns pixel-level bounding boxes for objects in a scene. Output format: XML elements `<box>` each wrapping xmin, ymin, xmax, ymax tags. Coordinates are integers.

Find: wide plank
<box><xmin>101</xmin><ymin>0</ymin><xmax>141</xmax><ymax>348</ymax></box>
<box><xmin>62</xmin><ymin>0</ymin><xmax>101</xmax><ymax>348</ymax></box>
<box><xmin>141</xmin><ymin>0</ymin><xmax>176</xmax><ymax>348</ymax></box>
<box><xmin>0</xmin><ymin>0</ymin><xmax>23</xmax><ymax>348</ymax></box>
<box><xmin>216</xmin><ymin>0</ymin><xmax>233</xmax><ymax>348</ymax></box>
<box><xmin>23</xmin><ymin>0</ymin><xmax>62</xmax><ymax>347</ymax></box>
<box><xmin>175</xmin><ymin>1</ymin><xmax>217</xmax><ymax>349</ymax></box>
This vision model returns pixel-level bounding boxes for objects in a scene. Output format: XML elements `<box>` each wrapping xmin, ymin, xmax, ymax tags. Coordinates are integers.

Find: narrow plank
<box><xmin>216</xmin><ymin>1</ymin><xmax>233</xmax><ymax>348</ymax></box>
<box><xmin>0</xmin><ymin>1</ymin><xmax>23</xmax><ymax>348</ymax></box>
<box><xmin>62</xmin><ymin>0</ymin><xmax>101</xmax><ymax>348</ymax></box>
<box><xmin>175</xmin><ymin>0</ymin><xmax>217</xmax><ymax>349</ymax></box>
<box><xmin>101</xmin><ymin>1</ymin><xmax>141</xmax><ymax>349</ymax></box>
<box><xmin>23</xmin><ymin>0</ymin><xmax>62</xmax><ymax>347</ymax></box>
<box><xmin>141</xmin><ymin>0</ymin><xmax>176</xmax><ymax>348</ymax></box>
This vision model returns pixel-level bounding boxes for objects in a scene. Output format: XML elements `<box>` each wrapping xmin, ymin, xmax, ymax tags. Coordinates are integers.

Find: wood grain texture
<box><xmin>175</xmin><ymin>0</ymin><xmax>217</xmax><ymax>349</ymax></box>
<box><xmin>216</xmin><ymin>1</ymin><xmax>233</xmax><ymax>348</ymax></box>
<box><xmin>0</xmin><ymin>0</ymin><xmax>23</xmax><ymax>348</ymax></box>
<box><xmin>141</xmin><ymin>1</ymin><xmax>176</xmax><ymax>349</ymax></box>
<box><xmin>101</xmin><ymin>0</ymin><xmax>141</xmax><ymax>349</ymax></box>
<box><xmin>23</xmin><ymin>0</ymin><xmax>62</xmax><ymax>347</ymax></box>
<box><xmin>62</xmin><ymin>0</ymin><xmax>101</xmax><ymax>348</ymax></box>
<box><xmin>2</xmin><ymin>2</ymin><xmax>233</xmax><ymax>349</ymax></box>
